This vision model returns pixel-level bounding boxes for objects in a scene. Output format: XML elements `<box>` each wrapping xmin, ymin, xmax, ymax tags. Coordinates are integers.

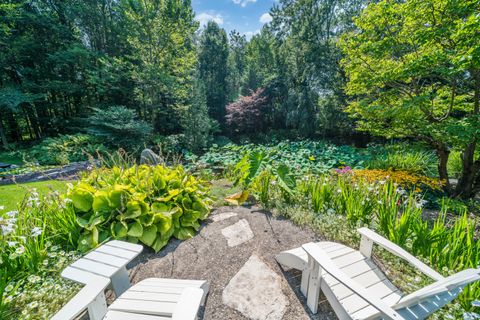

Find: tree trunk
<box><xmin>453</xmin><ymin>142</ymin><xmax>480</xmax><ymax>198</ymax></box>
<box><xmin>436</xmin><ymin>144</ymin><xmax>451</xmax><ymax>192</ymax></box>
<box><xmin>0</xmin><ymin>115</ymin><xmax>9</xmax><ymax>149</ymax></box>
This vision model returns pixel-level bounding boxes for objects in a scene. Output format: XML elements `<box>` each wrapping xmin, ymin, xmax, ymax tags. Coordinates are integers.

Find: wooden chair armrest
<box><xmin>358</xmin><ymin>227</ymin><xmax>444</xmax><ymax>281</ymax></box>
<box><xmin>303</xmin><ymin>243</ymin><xmax>405</xmax><ymax>320</ymax></box>
<box><xmin>172</xmin><ymin>287</ymin><xmax>205</xmax><ymax>320</ymax></box>
<box><xmin>52</xmin><ymin>276</ymin><xmax>110</xmax><ymax>320</ymax></box>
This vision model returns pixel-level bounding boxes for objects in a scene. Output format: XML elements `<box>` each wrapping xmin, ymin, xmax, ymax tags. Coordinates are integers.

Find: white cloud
<box><xmin>244</xmin><ymin>29</ymin><xmax>260</xmax><ymax>40</ymax></box>
<box><xmin>232</xmin><ymin>0</ymin><xmax>257</xmax><ymax>7</ymax></box>
<box><xmin>259</xmin><ymin>13</ymin><xmax>272</xmax><ymax>24</ymax></box>
<box><xmin>196</xmin><ymin>12</ymin><xmax>224</xmax><ymax>26</ymax></box>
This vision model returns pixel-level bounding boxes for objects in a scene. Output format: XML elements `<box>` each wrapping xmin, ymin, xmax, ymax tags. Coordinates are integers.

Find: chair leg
<box><xmin>111</xmin><ymin>266</ymin><xmax>131</xmax><ymax>297</ymax></box>
<box><xmin>306</xmin><ymin>261</ymin><xmax>321</xmax><ymax>314</ymax></box>
<box><xmin>301</xmin><ymin>268</ymin><xmax>310</xmax><ymax>297</ymax></box>
<box><xmin>88</xmin><ymin>291</ymin><xmax>108</xmax><ymax>320</ymax></box>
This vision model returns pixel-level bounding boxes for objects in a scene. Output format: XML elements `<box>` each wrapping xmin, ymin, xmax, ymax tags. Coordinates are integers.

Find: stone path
<box><xmin>130</xmin><ymin>206</ymin><xmax>338</xmax><ymax>320</ymax></box>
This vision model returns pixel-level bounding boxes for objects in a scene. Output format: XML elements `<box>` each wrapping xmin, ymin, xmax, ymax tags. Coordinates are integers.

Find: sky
<box><xmin>192</xmin><ymin>0</ymin><xmax>277</xmax><ymax>39</ymax></box>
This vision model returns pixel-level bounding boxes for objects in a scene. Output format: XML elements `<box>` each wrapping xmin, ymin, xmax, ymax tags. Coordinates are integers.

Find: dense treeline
<box><xmin>1</xmin><ymin>0</ymin><xmax>479</xmax><ymax>197</ymax></box>
<box><xmin>0</xmin><ymin>0</ymin><xmax>363</xmax><ymax>151</ymax></box>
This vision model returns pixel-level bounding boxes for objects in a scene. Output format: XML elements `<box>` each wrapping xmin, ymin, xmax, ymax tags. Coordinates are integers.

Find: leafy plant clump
<box><xmin>366</xmin><ymin>144</ymin><xmax>437</xmax><ymax>176</ymax></box>
<box><xmin>23</xmin><ymin>134</ymin><xmax>107</xmax><ymax>165</ymax></box>
<box><xmin>68</xmin><ymin>165</ymin><xmax>212</xmax><ymax>252</ymax></box>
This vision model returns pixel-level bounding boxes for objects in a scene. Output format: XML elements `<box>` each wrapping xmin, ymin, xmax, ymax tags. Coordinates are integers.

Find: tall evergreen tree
<box><xmin>226</xmin><ymin>30</ymin><xmax>247</xmax><ymax>102</ymax></box>
<box><xmin>198</xmin><ymin>21</ymin><xmax>229</xmax><ymax>129</ymax></box>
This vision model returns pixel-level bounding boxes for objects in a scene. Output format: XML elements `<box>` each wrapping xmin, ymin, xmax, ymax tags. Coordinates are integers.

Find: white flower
<box><xmin>27</xmin><ymin>301</ymin><xmax>39</xmax><ymax>309</ymax></box>
<box><xmin>28</xmin><ymin>275</ymin><xmax>41</xmax><ymax>283</ymax></box>
<box><xmin>31</xmin><ymin>227</ymin><xmax>43</xmax><ymax>237</ymax></box>
<box><xmin>7</xmin><ymin>241</ymin><xmax>17</xmax><ymax>247</ymax></box>
<box><xmin>3</xmin><ymin>296</ymin><xmax>12</xmax><ymax>303</ymax></box>
<box><xmin>2</xmin><ymin>224</ymin><xmax>14</xmax><ymax>235</ymax></box>
<box><xmin>63</xmin><ymin>198</ymin><xmax>73</xmax><ymax>204</ymax></box>
<box><xmin>4</xmin><ymin>284</ymin><xmax>14</xmax><ymax>292</ymax></box>
<box><xmin>15</xmin><ymin>246</ymin><xmax>25</xmax><ymax>255</ymax></box>
<box><xmin>471</xmin><ymin>300</ymin><xmax>480</xmax><ymax>307</ymax></box>
<box><xmin>0</xmin><ymin>205</ymin><xmax>4</xmax><ymax>210</ymax></box>
<box><xmin>6</xmin><ymin>211</ymin><xmax>17</xmax><ymax>218</ymax></box>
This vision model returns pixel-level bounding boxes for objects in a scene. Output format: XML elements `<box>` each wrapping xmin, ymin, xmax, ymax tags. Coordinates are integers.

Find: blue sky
<box><xmin>192</xmin><ymin>0</ymin><xmax>276</xmax><ymax>39</ymax></box>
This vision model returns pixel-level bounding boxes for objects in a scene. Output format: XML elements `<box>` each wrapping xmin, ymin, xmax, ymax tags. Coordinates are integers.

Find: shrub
<box><xmin>87</xmin><ymin>106</ymin><xmax>152</xmax><ymax>149</ymax></box>
<box><xmin>225</xmin><ymin>88</ymin><xmax>270</xmax><ymax>135</ymax></box>
<box><xmin>68</xmin><ymin>165</ymin><xmax>212</xmax><ymax>252</ymax></box>
<box><xmin>366</xmin><ymin>144</ymin><xmax>437</xmax><ymax>176</ymax></box>
<box><xmin>24</xmin><ymin>134</ymin><xmax>107</xmax><ymax>165</ymax></box>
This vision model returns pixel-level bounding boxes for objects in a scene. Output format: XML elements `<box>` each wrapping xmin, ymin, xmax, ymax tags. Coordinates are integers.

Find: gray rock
<box><xmin>0</xmin><ymin>163</ymin><xmax>12</xmax><ymax>169</ymax></box>
<box><xmin>221</xmin><ymin>219</ymin><xmax>254</xmax><ymax>247</ymax></box>
<box><xmin>211</xmin><ymin>211</ymin><xmax>238</xmax><ymax>222</ymax></box>
<box><xmin>0</xmin><ymin>161</ymin><xmax>95</xmax><ymax>185</ymax></box>
<box><xmin>222</xmin><ymin>254</ymin><xmax>288</xmax><ymax>320</ymax></box>
<box><xmin>140</xmin><ymin>149</ymin><xmax>161</xmax><ymax>165</ymax></box>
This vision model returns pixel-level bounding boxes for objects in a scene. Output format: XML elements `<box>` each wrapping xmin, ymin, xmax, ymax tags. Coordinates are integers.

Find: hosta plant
<box><xmin>68</xmin><ymin>165</ymin><xmax>211</xmax><ymax>252</ymax></box>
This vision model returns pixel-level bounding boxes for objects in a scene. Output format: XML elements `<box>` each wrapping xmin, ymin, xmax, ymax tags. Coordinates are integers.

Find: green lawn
<box><xmin>0</xmin><ymin>180</ymin><xmax>69</xmax><ymax>211</ymax></box>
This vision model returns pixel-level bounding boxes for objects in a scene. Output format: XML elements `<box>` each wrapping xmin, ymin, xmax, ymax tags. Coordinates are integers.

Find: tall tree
<box><xmin>340</xmin><ymin>0</ymin><xmax>480</xmax><ymax>198</ymax></box>
<box><xmin>269</xmin><ymin>0</ymin><xmax>365</xmax><ymax>136</ymax></box>
<box><xmin>226</xmin><ymin>30</ymin><xmax>247</xmax><ymax>102</ymax></box>
<box><xmin>198</xmin><ymin>21</ymin><xmax>229</xmax><ymax>128</ymax></box>
<box><xmin>122</xmin><ymin>0</ymin><xmax>198</xmax><ymax>134</ymax></box>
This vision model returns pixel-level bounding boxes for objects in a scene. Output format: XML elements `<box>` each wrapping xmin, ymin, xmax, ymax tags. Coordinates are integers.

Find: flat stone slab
<box><xmin>221</xmin><ymin>218</ymin><xmax>254</xmax><ymax>247</ymax></box>
<box><xmin>211</xmin><ymin>211</ymin><xmax>238</xmax><ymax>222</ymax></box>
<box><xmin>222</xmin><ymin>254</ymin><xmax>288</xmax><ymax>320</ymax></box>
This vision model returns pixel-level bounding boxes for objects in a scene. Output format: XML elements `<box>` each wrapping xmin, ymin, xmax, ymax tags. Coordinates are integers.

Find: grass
<box><xmin>0</xmin><ymin>180</ymin><xmax>69</xmax><ymax>211</ymax></box>
<box><xmin>210</xmin><ymin>179</ymin><xmax>242</xmax><ymax>207</ymax></box>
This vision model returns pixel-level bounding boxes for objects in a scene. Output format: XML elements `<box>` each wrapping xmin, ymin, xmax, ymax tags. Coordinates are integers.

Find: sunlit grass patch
<box><xmin>0</xmin><ymin>180</ymin><xmax>69</xmax><ymax>211</ymax></box>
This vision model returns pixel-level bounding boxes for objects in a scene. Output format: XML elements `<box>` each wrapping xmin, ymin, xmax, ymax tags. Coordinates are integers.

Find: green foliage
<box><xmin>340</xmin><ymin>0</ymin><xmax>480</xmax><ymax>197</ymax></box>
<box><xmin>180</xmin><ymin>78</ymin><xmax>217</xmax><ymax>152</ymax></box>
<box><xmin>88</xmin><ymin>106</ymin><xmax>152</xmax><ymax>149</ymax></box>
<box><xmin>198</xmin><ymin>21</ymin><xmax>229</xmax><ymax>127</ymax></box>
<box><xmin>366</xmin><ymin>144</ymin><xmax>437</xmax><ymax>176</ymax></box>
<box><xmin>0</xmin><ymin>190</ymin><xmax>80</xmax><ymax>318</ymax></box>
<box><xmin>68</xmin><ymin>165</ymin><xmax>212</xmax><ymax>252</ymax></box>
<box><xmin>447</xmin><ymin>151</ymin><xmax>463</xmax><ymax>179</ymax></box>
<box><xmin>249</xmin><ymin>168</ymin><xmax>480</xmax><ymax>314</ymax></box>
<box><xmin>187</xmin><ymin>140</ymin><xmax>367</xmax><ymax>177</ymax></box>
<box><xmin>24</xmin><ymin>134</ymin><xmax>107</xmax><ymax>165</ymax></box>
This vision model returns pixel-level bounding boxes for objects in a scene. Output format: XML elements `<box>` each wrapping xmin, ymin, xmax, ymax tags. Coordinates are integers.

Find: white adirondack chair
<box><xmin>62</xmin><ymin>240</ymin><xmax>144</xmax><ymax>297</ymax></box>
<box><xmin>53</xmin><ymin>240</ymin><xmax>209</xmax><ymax>320</ymax></box>
<box><xmin>276</xmin><ymin>227</ymin><xmax>480</xmax><ymax>319</ymax></box>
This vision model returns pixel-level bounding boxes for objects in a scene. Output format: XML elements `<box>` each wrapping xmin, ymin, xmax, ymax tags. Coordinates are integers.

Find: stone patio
<box><xmin>128</xmin><ymin>206</ymin><xmax>338</xmax><ymax>319</ymax></box>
